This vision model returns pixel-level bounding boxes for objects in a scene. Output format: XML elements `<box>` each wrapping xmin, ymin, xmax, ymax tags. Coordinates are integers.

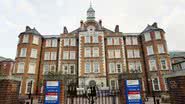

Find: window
<box><xmin>108</xmin><ymin>50</ymin><xmax>114</xmax><ymax>58</ymax></box>
<box><xmin>161</xmin><ymin>59</ymin><xmax>167</xmax><ymax>70</ymax></box>
<box><xmin>70</xmin><ymin>51</ymin><xmax>76</xmax><ymax>59</ymax></box>
<box><xmin>46</xmin><ymin>39</ymin><xmax>51</xmax><ymax>47</ymax></box>
<box><xmin>127</xmin><ymin>50</ymin><xmax>133</xmax><ymax>58</ymax></box>
<box><xmin>22</xmin><ymin>35</ymin><xmax>29</xmax><ymax>43</ymax></box>
<box><xmin>107</xmin><ymin>38</ymin><xmax>113</xmax><ymax>45</ymax></box>
<box><xmin>109</xmin><ymin>63</ymin><xmax>115</xmax><ymax>73</ymax></box>
<box><xmin>114</xmin><ymin>38</ymin><xmax>119</xmax><ymax>45</ymax></box>
<box><xmin>51</xmin><ymin>52</ymin><xmax>57</xmax><ymax>60</ymax></box>
<box><xmin>155</xmin><ymin>31</ymin><xmax>161</xmax><ymax>39</ymax></box>
<box><xmin>126</xmin><ymin>37</ymin><xmax>131</xmax><ymax>45</ymax></box>
<box><xmin>85</xmin><ymin>48</ymin><xmax>91</xmax><ymax>57</ymax></box>
<box><xmin>52</xmin><ymin>39</ymin><xmax>57</xmax><ymax>47</ymax></box>
<box><xmin>93</xmin><ymin>62</ymin><xmax>99</xmax><ymax>73</ymax></box>
<box><xmin>69</xmin><ymin>64</ymin><xmax>75</xmax><ymax>74</ymax></box>
<box><xmin>93</xmin><ymin>47</ymin><xmax>99</xmax><ymax>57</ymax></box>
<box><xmin>152</xmin><ymin>78</ymin><xmax>160</xmax><ymax>91</ymax></box>
<box><xmin>44</xmin><ymin>52</ymin><xmax>50</xmax><ymax>60</ymax></box>
<box><xmin>115</xmin><ymin>50</ymin><xmax>121</xmax><ymax>58</ymax></box>
<box><xmin>134</xmin><ymin>50</ymin><xmax>140</xmax><ymax>58</ymax></box>
<box><xmin>158</xmin><ymin>44</ymin><xmax>165</xmax><ymax>53</ymax></box>
<box><xmin>149</xmin><ymin>59</ymin><xmax>157</xmax><ymax>71</ymax></box>
<box><xmin>30</xmin><ymin>49</ymin><xmax>37</xmax><ymax>58</ymax></box>
<box><xmin>147</xmin><ymin>46</ymin><xmax>154</xmax><ymax>55</ymax></box>
<box><xmin>116</xmin><ymin>63</ymin><xmax>122</xmax><ymax>73</ymax></box>
<box><xmin>28</xmin><ymin>63</ymin><xmax>35</xmax><ymax>74</ymax></box>
<box><xmin>63</xmin><ymin>51</ymin><xmax>69</xmax><ymax>59</ymax></box>
<box><xmin>85</xmin><ymin>62</ymin><xmax>91</xmax><ymax>73</ymax></box>
<box><xmin>33</xmin><ymin>36</ymin><xmax>39</xmax><ymax>45</ymax></box>
<box><xmin>17</xmin><ymin>62</ymin><xmax>24</xmax><ymax>73</ymax></box>
<box><xmin>110</xmin><ymin>80</ymin><xmax>117</xmax><ymax>89</ymax></box>
<box><xmin>26</xmin><ymin>80</ymin><xmax>34</xmax><ymax>94</ymax></box>
<box><xmin>20</xmin><ymin>48</ymin><xmax>27</xmax><ymax>57</ymax></box>
<box><xmin>63</xmin><ymin>64</ymin><xmax>68</xmax><ymax>74</ymax></box>
<box><xmin>135</xmin><ymin>62</ymin><xmax>142</xmax><ymax>72</ymax></box>
<box><xmin>70</xmin><ymin>38</ymin><xmax>76</xmax><ymax>46</ymax></box>
<box><xmin>93</xmin><ymin>36</ymin><xmax>98</xmax><ymax>43</ymax></box>
<box><xmin>85</xmin><ymin>36</ymin><xmax>91</xmax><ymax>43</ymax></box>
<box><xmin>144</xmin><ymin>32</ymin><xmax>151</xmax><ymax>41</ymax></box>
<box><xmin>64</xmin><ymin>38</ymin><xmax>69</xmax><ymax>46</ymax></box>
<box><xmin>132</xmin><ymin>37</ymin><xmax>138</xmax><ymax>45</ymax></box>
<box><xmin>50</xmin><ymin>65</ymin><xmax>56</xmax><ymax>72</ymax></box>
<box><xmin>43</xmin><ymin>64</ymin><xmax>49</xmax><ymax>75</ymax></box>
<box><xmin>129</xmin><ymin>63</ymin><xmax>135</xmax><ymax>73</ymax></box>
<box><xmin>129</xmin><ymin>62</ymin><xmax>142</xmax><ymax>73</ymax></box>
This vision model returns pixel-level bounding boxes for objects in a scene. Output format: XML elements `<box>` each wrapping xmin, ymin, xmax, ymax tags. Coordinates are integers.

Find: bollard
<box><xmin>156</xmin><ymin>99</ymin><xmax>160</xmax><ymax>104</ymax></box>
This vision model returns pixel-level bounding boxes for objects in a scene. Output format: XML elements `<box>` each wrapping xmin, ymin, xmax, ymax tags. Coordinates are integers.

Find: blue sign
<box><xmin>45</xmin><ymin>81</ymin><xmax>60</xmax><ymax>104</ymax></box>
<box><xmin>125</xmin><ymin>80</ymin><xmax>142</xmax><ymax>104</ymax></box>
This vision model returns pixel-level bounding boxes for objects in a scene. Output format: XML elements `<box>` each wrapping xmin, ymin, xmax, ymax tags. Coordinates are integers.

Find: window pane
<box><xmin>17</xmin><ymin>62</ymin><xmax>24</xmax><ymax>73</ymax></box>
<box><xmin>93</xmin><ymin>62</ymin><xmax>99</xmax><ymax>73</ymax></box>
<box><xmin>85</xmin><ymin>48</ymin><xmax>91</xmax><ymax>57</ymax></box>
<box><xmin>134</xmin><ymin>50</ymin><xmax>140</xmax><ymax>58</ymax></box>
<box><xmin>51</xmin><ymin>52</ymin><xmax>57</xmax><ymax>60</ymax></box>
<box><xmin>43</xmin><ymin>64</ymin><xmax>49</xmax><ymax>75</ymax></box>
<box><xmin>115</xmin><ymin>50</ymin><xmax>121</xmax><ymax>58</ymax></box>
<box><xmin>93</xmin><ymin>47</ymin><xmax>99</xmax><ymax>57</ymax></box>
<box><xmin>63</xmin><ymin>51</ymin><xmax>69</xmax><ymax>59</ymax></box>
<box><xmin>30</xmin><ymin>49</ymin><xmax>37</xmax><ymax>58</ymax></box>
<box><xmin>85</xmin><ymin>36</ymin><xmax>91</xmax><ymax>43</ymax></box>
<box><xmin>33</xmin><ymin>36</ymin><xmax>39</xmax><ymax>45</ymax></box>
<box><xmin>63</xmin><ymin>64</ymin><xmax>68</xmax><ymax>74</ymax></box>
<box><xmin>155</xmin><ymin>31</ymin><xmax>161</xmax><ymax>39</ymax></box>
<box><xmin>44</xmin><ymin>52</ymin><xmax>50</xmax><ymax>60</ymax></box>
<box><xmin>52</xmin><ymin>39</ymin><xmax>57</xmax><ymax>47</ymax></box>
<box><xmin>108</xmin><ymin>50</ymin><xmax>114</xmax><ymax>58</ymax></box>
<box><xmin>93</xmin><ymin>36</ymin><xmax>98</xmax><ymax>43</ymax></box>
<box><xmin>28</xmin><ymin>63</ymin><xmax>35</xmax><ymax>74</ymax></box>
<box><xmin>158</xmin><ymin>44</ymin><xmax>165</xmax><ymax>53</ymax></box>
<box><xmin>64</xmin><ymin>39</ymin><xmax>69</xmax><ymax>46</ymax></box>
<box><xmin>70</xmin><ymin>51</ymin><xmax>76</xmax><ymax>59</ymax></box>
<box><xmin>126</xmin><ymin>37</ymin><xmax>131</xmax><ymax>45</ymax></box>
<box><xmin>46</xmin><ymin>39</ymin><xmax>51</xmax><ymax>47</ymax></box>
<box><xmin>107</xmin><ymin>38</ymin><xmax>112</xmax><ymax>45</ymax></box>
<box><xmin>161</xmin><ymin>59</ymin><xmax>167</xmax><ymax>70</ymax></box>
<box><xmin>20</xmin><ymin>48</ymin><xmax>27</xmax><ymax>57</ymax></box>
<box><xmin>69</xmin><ymin>64</ymin><xmax>75</xmax><ymax>74</ymax></box>
<box><xmin>85</xmin><ymin>62</ymin><xmax>91</xmax><ymax>73</ymax></box>
<box><xmin>144</xmin><ymin>32</ymin><xmax>151</xmax><ymax>41</ymax></box>
<box><xmin>116</xmin><ymin>63</ymin><xmax>122</xmax><ymax>73</ymax></box>
<box><xmin>114</xmin><ymin>38</ymin><xmax>119</xmax><ymax>45</ymax></box>
<box><xmin>127</xmin><ymin>50</ymin><xmax>133</xmax><ymax>58</ymax></box>
<box><xmin>149</xmin><ymin>60</ymin><xmax>157</xmax><ymax>71</ymax></box>
<box><xmin>23</xmin><ymin>35</ymin><xmax>29</xmax><ymax>43</ymax></box>
<box><xmin>109</xmin><ymin>63</ymin><xmax>115</xmax><ymax>73</ymax></box>
<box><xmin>147</xmin><ymin>46</ymin><xmax>154</xmax><ymax>55</ymax></box>
<box><xmin>70</xmin><ymin>38</ymin><xmax>76</xmax><ymax>46</ymax></box>
<box><xmin>132</xmin><ymin>37</ymin><xmax>138</xmax><ymax>45</ymax></box>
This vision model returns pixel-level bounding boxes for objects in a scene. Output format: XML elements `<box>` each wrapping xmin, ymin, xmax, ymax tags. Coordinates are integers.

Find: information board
<box><xmin>45</xmin><ymin>81</ymin><xmax>60</xmax><ymax>104</ymax></box>
<box><xmin>125</xmin><ymin>80</ymin><xmax>142</xmax><ymax>104</ymax></box>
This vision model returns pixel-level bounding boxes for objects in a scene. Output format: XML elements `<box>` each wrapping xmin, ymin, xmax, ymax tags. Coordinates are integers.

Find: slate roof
<box><xmin>19</xmin><ymin>26</ymin><xmax>41</xmax><ymax>37</ymax></box>
<box><xmin>170</xmin><ymin>51</ymin><xmax>185</xmax><ymax>58</ymax></box>
<box><xmin>42</xmin><ymin>35</ymin><xmax>60</xmax><ymax>39</ymax></box>
<box><xmin>141</xmin><ymin>22</ymin><xmax>164</xmax><ymax>34</ymax></box>
<box><xmin>0</xmin><ymin>56</ymin><xmax>14</xmax><ymax>62</ymax></box>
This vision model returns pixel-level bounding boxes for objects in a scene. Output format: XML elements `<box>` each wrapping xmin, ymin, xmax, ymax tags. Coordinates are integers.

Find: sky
<box><xmin>0</xmin><ymin>0</ymin><xmax>185</xmax><ymax>59</ymax></box>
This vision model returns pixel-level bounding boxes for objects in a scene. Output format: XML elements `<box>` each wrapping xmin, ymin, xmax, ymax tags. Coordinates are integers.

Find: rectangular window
<box><xmin>43</xmin><ymin>64</ymin><xmax>49</xmax><ymax>75</ymax></box>
<box><xmin>116</xmin><ymin>63</ymin><xmax>122</xmax><ymax>73</ymax></box>
<box><xmin>108</xmin><ymin>50</ymin><xmax>114</xmax><ymax>58</ymax></box>
<box><xmin>109</xmin><ymin>63</ymin><xmax>115</xmax><ymax>73</ymax></box>
<box><xmin>114</xmin><ymin>37</ymin><xmax>119</xmax><ymax>45</ymax></box>
<box><xmin>93</xmin><ymin>36</ymin><xmax>98</xmax><ymax>43</ymax></box>
<box><xmin>50</xmin><ymin>64</ymin><xmax>56</xmax><ymax>72</ymax></box>
<box><xmin>46</xmin><ymin>39</ymin><xmax>52</xmax><ymax>47</ymax></box>
<box><xmin>147</xmin><ymin>46</ymin><xmax>154</xmax><ymax>55</ymax></box>
<box><xmin>110</xmin><ymin>80</ymin><xmax>116</xmax><ymax>89</ymax></box>
<box><xmin>126</xmin><ymin>37</ymin><xmax>131</xmax><ymax>45</ymax></box>
<box><xmin>70</xmin><ymin>51</ymin><xmax>76</xmax><ymax>59</ymax></box>
<box><xmin>132</xmin><ymin>37</ymin><xmax>138</xmax><ymax>45</ymax></box>
<box><xmin>64</xmin><ymin>38</ymin><xmax>69</xmax><ymax>46</ymax></box>
<box><xmin>33</xmin><ymin>36</ymin><xmax>39</xmax><ymax>45</ymax></box>
<box><xmin>23</xmin><ymin>35</ymin><xmax>29</xmax><ymax>43</ymax></box>
<box><xmin>136</xmin><ymin>62</ymin><xmax>142</xmax><ymax>72</ymax></box>
<box><xmin>144</xmin><ymin>32</ymin><xmax>151</xmax><ymax>41</ymax></box>
<box><xmin>152</xmin><ymin>78</ymin><xmax>160</xmax><ymax>91</ymax></box>
<box><xmin>52</xmin><ymin>39</ymin><xmax>57</xmax><ymax>47</ymax></box>
<box><xmin>85</xmin><ymin>62</ymin><xmax>91</xmax><ymax>73</ymax></box>
<box><xmin>127</xmin><ymin>50</ymin><xmax>133</xmax><ymax>58</ymax></box>
<box><xmin>129</xmin><ymin>62</ymin><xmax>135</xmax><ymax>73</ymax></box>
<box><xmin>20</xmin><ymin>48</ymin><xmax>27</xmax><ymax>57</ymax></box>
<box><xmin>28</xmin><ymin>63</ymin><xmax>35</xmax><ymax>74</ymax></box>
<box><xmin>25</xmin><ymin>80</ymin><xmax>34</xmax><ymax>94</ymax></box>
<box><xmin>149</xmin><ymin>59</ymin><xmax>157</xmax><ymax>71</ymax></box>
<box><xmin>115</xmin><ymin>50</ymin><xmax>121</xmax><ymax>58</ymax></box>
<box><xmin>158</xmin><ymin>44</ymin><xmax>165</xmax><ymax>53</ymax></box>
<box><xmin>70</xmin><ymin>38</ymin><xmax>76</xmax><ymax>46</ymax></box>
<box><xmin>85</xmin><ymin>48</ymin><xmax>91</xmax><ymax>57</ymax></box>
<box><xmin>93</xmin><ymin>62</ymin><xmax>99</xmax><ymax>73</ymax></box>
<box><xmin>44</xmin><ymin>52</ymin><xmax>50</xmax><ymax>60</ymax></box>
<box><xmin>85</xmin><ymin>36</ymin><xmax>91</xmax><ymax>43</ymax></box>
<box><xmin>63</xmin><ymin>51</ymin><xmax>69</xmax><ymax>59</ymax></box>
<box><xmin>69</xmin><ymin>64</ymin><xmax>75</xmax><ymax>74</ymax></box>
<box><xmin>161</xmin><ymin>59</ymin><xmax>167</xmax><ymax>70</ymax></box>
<box><xmin>63</xmin><ymin>64</ymin><xmax>68</xmax><ymax>74</ymax></box>
<box><xmin>134</xmin><ymin>50</ymin><xmax>140</xmax><ymax>58</ymax></box>
<box><xmin>17</xmin><ymin>62</ymin><xmax>24</xmax><ymax>73</ymax></box>
<box><xmin>155</xmin><ymin>31</ymin><xmax>161</xmax><ymax>39</ymax></box>
<box><xmin>30</xmin><ymin>49</ymin><xmax>37</xmax><ymax>58</ymax></box>
<box><xmin>107</xmin><ymin>38</ymin><xmax>113</xmax><ymax>45</ymax></box>
<box><xmin>51</xmin><ymin>52</ymin><xmax>57</xmax><ymax>60</ymax></box>
<box><xmin>93</xmin><ymin>47</ymin><xmax>99</xmax><ymax>57</ymax></box>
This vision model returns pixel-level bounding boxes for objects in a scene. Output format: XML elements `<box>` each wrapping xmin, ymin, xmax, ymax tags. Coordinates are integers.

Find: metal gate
<box><xmin>64</xmin><ymin>85</ymin><xmax>122</xmax><ymax>104</ymax></box>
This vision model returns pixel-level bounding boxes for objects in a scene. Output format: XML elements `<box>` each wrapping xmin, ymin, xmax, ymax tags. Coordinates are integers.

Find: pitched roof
<box><xmin>141</xmin><ymin>22</ymin><xmax>164</xmax><ymax>34</ymax></box>
<box><xmin>19</xmin><ymin>26</ymin><xmax>41</xmax><ymax>36</ymax></box>
<box><xmin>42</xmin><ymin>35</ymin><xmax>60</xmax><ymax>39</ymax></box>
<box><xmin>0</xmin><ymin>56</ymin><xmax>14</xmax><ymax>62</ymax></box>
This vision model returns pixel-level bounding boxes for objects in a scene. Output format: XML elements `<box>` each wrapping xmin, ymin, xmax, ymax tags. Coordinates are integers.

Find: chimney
<box><xmin>115</xmin><ymin>25</ymin><xmax>119</xmax><ymax>32</ymax></box>
<box><xmin>99</xmin><ymin>20</ymin><xmax>102</xmax><ymax>27</ymax></box>
<box><xmin>26</xmin><ymin>26</ymin><xmax>31</xmax><ymax>31</ymax></box>
<box><xmin>80</xmin><ymin>20</ymin><xmax>83</xmax><ymax>27</ymax></box>
<box><xmin>63</xmin><ymin>26</ymin><xmax>68</xmax><ymax>34</ymax></box>
<box><xmin>152</xmin><ymin>22</ymin><xmax>158</xmax><ymax>28</ymax></box>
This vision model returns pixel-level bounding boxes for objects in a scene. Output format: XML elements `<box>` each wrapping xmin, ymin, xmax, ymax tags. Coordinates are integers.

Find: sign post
<box><xmin>44</xmin><ymin>81</ymin><xmax>60</xmax><ymax>104</ymax></box>
<box><xmin>125</xmin><ymin>80</ymin><xmax>142</xmax><ymax>104</ymax></box>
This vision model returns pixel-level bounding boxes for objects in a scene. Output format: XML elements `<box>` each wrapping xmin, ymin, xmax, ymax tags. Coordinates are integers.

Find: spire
<box><xmin>87</xmin><ymin>0</ymin><xmax>95</xmax><ymax>20</ymax></box>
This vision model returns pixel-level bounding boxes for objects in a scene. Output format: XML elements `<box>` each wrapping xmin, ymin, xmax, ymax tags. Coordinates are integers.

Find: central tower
<box><xmin>87</xmin><ymin>2</ymin><xmax>95</xmax><ymax>20</ymax></box>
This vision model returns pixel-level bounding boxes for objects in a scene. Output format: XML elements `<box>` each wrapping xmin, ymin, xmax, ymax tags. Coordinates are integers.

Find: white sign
<box><xmin>127</xmin><ymin>80</ymin><xmax>139</xmax><ymax>86</ymax></box>
<box><xmin>45</xmin><ymin>95</ymin><xmax>58</xmax><ymax>100</ymax></box>
<box><xmin>46</xmin><ymin>81</ymin><xmax>59</xmax><ymax>87</ymax></box>
<box><xmin>128</xmin><ymin>94</ymin><xmax>141</xmax><ymax>100</ymax></box>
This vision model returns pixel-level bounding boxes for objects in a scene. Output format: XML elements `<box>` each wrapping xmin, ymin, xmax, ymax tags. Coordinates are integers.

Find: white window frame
<box><xmin>44</xmin><ymin>52</ymin><xmax>50</xmax><ymax>60</ymax></box>
<box><xmin>62</xmin><ymin>64</ymin><xmax>68</xmax><ymax>74</ymax></box>
<box><xmin>70</xmin><ymin>51</ymin><xmax>76</xmax><ymax>59</ymax></box>
<box><xmin>46</xmin><ymin>39</ymin><xmax>52</xmax><ymax>47</ymax></box>
<box><xmin>85</xmin><ymin>36</ymin><xmax>91</xmax><ymax>43</ymax></box>
<box><xmin>108</xmin><ymin>50</ymin><xmax>114</xmax><ymax>58</ymax></box>
<box><xmin>25</xmin><ymin>79</ymin><xmax>34</xmax><ymax>94</ymax></box>
<box><xmin>147</xmin><ymin>45</ymin><xmax>154</xmax><ymax>55</ymax></box>
<box><xmin>20</xmin><ymin>48</ymin><xmax>27</xmax><ymax>57</ymax></box>
<box><xmin>115</xmin><ymin>50</ymin><xmax>121</xmax><ymax>58</ymax></box>
<box><xmin>22</xmin><ymin>35</ymin><xmax>29</xmax><ymax>43</ymax></box>
<box><xmin>126</xmin><ymin>37</ymin><xmax>131</xmax><ymax>45</ymax></box>
<box><xmin>85</xmin><ymin>48</ymin><xmax>91</xmax><ymax>57</ymax></box>
<box><xmin>93</xmin><ymin>62</ymin><xmax>99</xmax><ymax>73</ymax></box>
<box><xmin>144</xmin><ymin>32</ymin><xmax>151</xmax><ymax>41</ymax></box>
<box><xmin>155</xmin><ymin>31</ymin><xmax>161</xmax><ymax>40</ymax></box>
<box><xmin>17</xmin><ymin>62</ymin><xmax>25</xmax><ymax>73</ymax></box>
<box><xmin>51</xmin><ymin>52</ymin><xmax>57</xmax><ymax>60</ymax></box>
<box><xmin>93</xmin><ymin>35</ymin><xmax>98</xmax><ymax>43</ymax></box>
<box><xmin>132</xmin><ymin>37</ymin><xmax>138</xmax><ymax>45</ymax></box>
<box><xmin>28</xmin><ymin>63</ymin><xmax>36</xmax><ymax>74</ymax></box>
<box><xmin>161</xmin><ymin>59</ymin><xmax>168</xmax><ymax>70</ymax></box>
<box><xmin>63</xmin><ymin>51</ymin><xmax>69</xmax><ymax>59</ymax></box>
<box><xmin>127</xmin><ymin>50</ymin><xmax>133</xmax><ymax>58</ymax></box>
<box><xmin>149</xmin><ymin>59</ymin><xmax>157</xmax><ymax>71</ymax></box>
<box><xmin>109</xmin><ymin>63</ymin><xmax>115</xmax><ymax>73</ymax></box>
<box><xmin>152</xmin><ymin>77</ymin><xmax>161</xmax><ymax>91</ymax></box>
<box><xmin>134</xmin><ymin>50</ymin><xmax>140</xmax><ymax>58</ymax></box>
<box><xmin>32</xmin><ymin>36</ymin><xmax>39</xmax><ymax>45</ymax></box>
<box><xmin>64</xmin><ymin>38</ymin><xmax>69</xmax><ymax>46</ymax></box>
<box><xmin>114</xmin><ymin>37</ymin><xmax>120</xmax><ymax>45</ymax></box>
<box><xmin>52</xmin><ymin>39</ymin><xmax>57</xmax><ymax>47</ymax></box>
<box><xmin>85</xmin><ymin>62</ymin><xmax>91</xmax><ymax>73</ymax></box>
<box><xmin>50</xmin><ymin>64</ymin><xmax>56</xmax><ymax>72</ymax></box>
<box><xmin>158</xmin><ymin>44</ymin><xmax>165</xmax><ymax>53</ymax></box>
<box><xmin>30</xmin><ymin>49</ymin><xmax>37</xmax><ymax>58</ymax></box>
<box><xmin>70</xmin><ymin>38</ymin><xmax>76</xmax><ymax>46</ymax></box>
<box><xmin>107</xmin><ymin>38</ymin><xmax>113</xmax><ymax>45</ymax></box>
<box><xmin>43</xmin><ymin>64</ymin><xmax>49</xmax><ymax>75</ymax></box>
<box><xmin>93</xmin><ymin>47</ymin><xmax>99</xmax><ymax>57</ymax></box>
<box><xmin>69</xmin><ymin>64</ymin><xmax>75</xmax><ymax>74</ymax></box>
<box><xmin>116</xmin><ymin>63</ymin><xmax>122</xmax><ymax>73</ymax></box>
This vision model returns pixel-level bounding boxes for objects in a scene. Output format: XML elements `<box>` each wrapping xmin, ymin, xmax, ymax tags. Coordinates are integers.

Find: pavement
<box><xmin>144</xmin><ymin>97</ymin><xmax>171</xmax><ymax>104</ymax></box>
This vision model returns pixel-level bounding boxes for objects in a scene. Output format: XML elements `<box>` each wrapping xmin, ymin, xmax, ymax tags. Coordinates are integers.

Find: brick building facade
<box><xmin>0</xmin><ymin>57</ymin><xmax>14</xmax><ymax>76</ymax></box>
<box><xmin>13</xmin><ymin>5</ymin><xmax>171</xmax><ymax>96</ymax></box>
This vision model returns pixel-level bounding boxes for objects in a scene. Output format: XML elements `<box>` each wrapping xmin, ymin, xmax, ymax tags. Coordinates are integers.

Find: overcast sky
<box><xmin>0</xmin><ymin>0</ymin><xmax>185</xmax><ymax>59</ymax></box>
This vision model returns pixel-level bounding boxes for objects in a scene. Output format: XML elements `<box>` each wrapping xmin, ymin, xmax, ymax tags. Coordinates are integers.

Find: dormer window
<box><xmin>87</xmin><ymin>25</ymin><xmax>95</xmax><ymax>34</ymax></box>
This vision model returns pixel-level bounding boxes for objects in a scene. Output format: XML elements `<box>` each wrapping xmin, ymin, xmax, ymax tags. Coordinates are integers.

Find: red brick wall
<box><xmin>0</xmin><ymin>80</ymin><xmax>20</xmax><ymax>104</ymax></box>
